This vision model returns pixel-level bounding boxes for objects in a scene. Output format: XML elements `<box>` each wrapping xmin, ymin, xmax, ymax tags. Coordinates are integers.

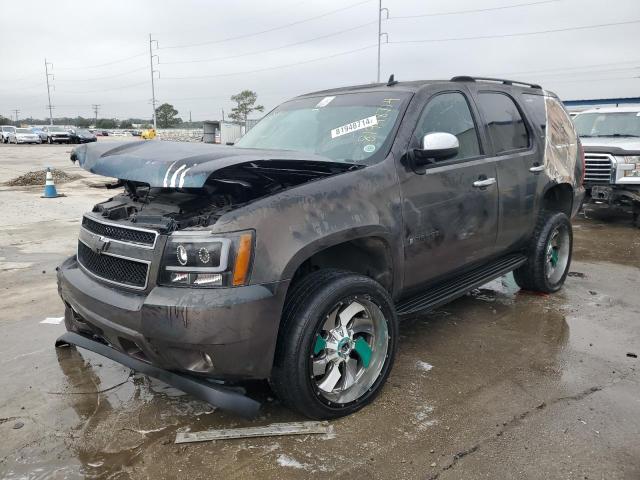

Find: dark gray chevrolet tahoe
<box><xmin>57</xmin><ymin>76</ymin><xmax>585</xmax><ymax>419</ymax></box>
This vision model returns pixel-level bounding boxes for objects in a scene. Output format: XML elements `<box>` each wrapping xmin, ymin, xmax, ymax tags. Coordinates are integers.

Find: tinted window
<box><xmin>415</xmin><ymin>92</ymin><xmax>480</xmax><ymax>160</ymax></box>
<box><xmin>522</xmin><ymin>93</ymin><xmax>546</xmax><ymax>131</ymax></box>
<box><xmin>478</xmin><ymin>92</ymin><xmax>529</xmax><ymax>154</ymax></box>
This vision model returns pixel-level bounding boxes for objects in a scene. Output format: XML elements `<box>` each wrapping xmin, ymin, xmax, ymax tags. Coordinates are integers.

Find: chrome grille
<box><xmin>584</xmin><ymin>153</ymin><xmax>613</xmax><ymax>184</ymax></box>
<box><xmin>82</xmin><ymin>216</ymin><xmax>157</xmax><ymax>247</ymax></box>
<box><xmin>77</xmin><ymin>241</ymin><xmax>149</xmax><ymax>289</ymax></box>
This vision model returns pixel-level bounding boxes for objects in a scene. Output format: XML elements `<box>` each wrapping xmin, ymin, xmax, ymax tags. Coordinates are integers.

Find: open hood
<box><xmin>71</xmin><ymin>141</ymin><xmax>357</xmax><ymax>188</ymax></box>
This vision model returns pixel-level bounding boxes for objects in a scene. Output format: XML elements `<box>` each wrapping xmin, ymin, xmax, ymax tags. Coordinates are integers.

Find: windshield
<box><xmin>48</xmin><ymin>126</ymin><xmax>66</xmax><ymax>132</ymax></box>
<box><xmin>574</xmin><ymin>112</ymin><xmax>640</xmax><ymax>137</ymax></box>
<box><xmin>235</xmin><ymin>92</ymin><xmax>411</xmax><ymax>163</ymax></box>
<box><xmin>16</xmin><ymin>128</ymin><xmax>32</xmax><ymax>134</ymax></box>
<box><xmin>2</xmin><ymin>126</ymin><xmax>15</xmax><ymax>132</ymax></box>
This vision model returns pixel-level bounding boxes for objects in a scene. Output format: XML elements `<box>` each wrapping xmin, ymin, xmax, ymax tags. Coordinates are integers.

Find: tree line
<box><xmin>0</xmin><ymin>90</ymin><xmax>264</xmax><ymax>129</ymax></box>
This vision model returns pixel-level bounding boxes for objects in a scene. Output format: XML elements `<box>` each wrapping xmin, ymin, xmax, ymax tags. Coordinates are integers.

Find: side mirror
<box><xmin>413</xmin><ymin>132</ymin><xmax>459</xmax><ymax>165</ymax></box>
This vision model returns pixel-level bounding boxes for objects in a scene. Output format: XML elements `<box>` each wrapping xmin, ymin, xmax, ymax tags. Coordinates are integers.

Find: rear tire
<box><xmin>271</xmin><ymin>269</ymin><xmax>397</xmax><ymax>419</ymax></box>
<box><xmin>514</xmin><ymin>211</ymin><xmax>573</xmax><ymax>293</ymax></box>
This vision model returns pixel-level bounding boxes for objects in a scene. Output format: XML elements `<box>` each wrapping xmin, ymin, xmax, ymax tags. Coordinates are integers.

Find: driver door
<box><xmin>399</xmin><ymin>89</ymin><xmax>499</xmax><ymax>292</ymax></box>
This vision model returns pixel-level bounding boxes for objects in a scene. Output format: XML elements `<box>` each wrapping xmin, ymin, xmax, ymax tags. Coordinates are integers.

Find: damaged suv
<box><xmin>57</xmin><ymin>76</ymin><xmax>584</xmax><ymax>419</ymax></box>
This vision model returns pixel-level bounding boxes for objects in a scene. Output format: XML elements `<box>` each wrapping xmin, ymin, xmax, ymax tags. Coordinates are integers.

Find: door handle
<box><xmin>529</xmin><ymin>165</ymin><xmax>545</xmax><ymax>172</ymax></box>
<box><xmin>473</xmin><ymin>178</ymin><xmax>496</xmax><ymax>188</ymax></box>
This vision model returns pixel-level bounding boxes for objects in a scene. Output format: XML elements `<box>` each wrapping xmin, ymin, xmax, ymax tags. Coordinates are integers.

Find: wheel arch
<box><xmin>540</xmin><ymin>182</ymin><xmax>574</xmax><ymax>216</ymax></box>
<box><xmin>281</xmin><ymin>227</ymin><xmax>396</xmax><ymax>298</ymax></box>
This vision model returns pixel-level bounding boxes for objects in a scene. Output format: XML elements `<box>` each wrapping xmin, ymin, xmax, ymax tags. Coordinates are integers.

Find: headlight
<box><xmin>158</xmin><ymin>230</ymin><xmax>254</xmax><ymax>288</ymax></box>
<box><xmin>622</xmin><ymin>156</ymin><xmax>640</xmax><ymax>177</ymax></box>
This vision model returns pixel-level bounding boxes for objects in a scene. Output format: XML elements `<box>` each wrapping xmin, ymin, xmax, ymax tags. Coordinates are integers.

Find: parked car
<box><xmin>8</xmin><ymin>127</ymin><xmax>42</xmax><ymax>144</ymax></box>
<box><xmin>59</xmin><ymin>76</ymin><xmax>584</xmax><ymax>419</ymax></box>
<box><xmin>1</xmin><ymin>125</ymin><xmax>16</xmax><ymax>143</ymax></box>
<box><xmin>42</xmin><ymin>125</ymin><xmax>70</xmax><ymax>144</ymax></box>
<box><xmin>31</xmin><ymin>127</ymin><xmax>48</xmax><ymax>143</ymax></box>
<box><xmin>573</xmin><ymin>107</ymin><xmax>640</xmax><ymax>227</ymax></box>
<box><xmin>68</xmin><ymin>128</ymin><xmax>97</xmax><ymax>144</ymax></box>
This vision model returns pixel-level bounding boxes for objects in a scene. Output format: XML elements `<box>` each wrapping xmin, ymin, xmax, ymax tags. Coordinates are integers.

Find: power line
<box><xmin>56</xmin><ymin>52</ymin><xmax>147</xmax><ymax>70</ymax></box>
<box><xmin>518</xmin><ymin>65</ymin><xmax>640</xmax><ymax>79</ymax></box>
<box><xmin>161</xmin><ymin>0</ymin><xmax>374</xmax><ymax>50</ymax></box>
<box><xmin>160</xmin><ymin>21</ymin><xmax>377</xmax><ymax>65</ymax></box>
<box><xmin>390</xmin><ymin>0</ymin><xmax>561</xmax><ymax>19</ymax></box>
<box><xmin>387</xmin><ymin>19</ymin><xmax>640</xmax><ymax>45</ymax></box>
<box><xmin>161</xmin><ymin>43</ymin><xmax>378</xmax><ymax>80</ymax></box>
<box><xmin>61</xmin><ymin>80</ymin><xmax>149</xmax><ymax>95</ymax></box>
<box><xmin>54</xmin><ymin>66</ymin><xmax>149</xmax><ymax>83</ymax></box>
<box><xmin>497</xmin><ymin>59</ymin><xmax>640</xmax><ymax>76</ymax></box>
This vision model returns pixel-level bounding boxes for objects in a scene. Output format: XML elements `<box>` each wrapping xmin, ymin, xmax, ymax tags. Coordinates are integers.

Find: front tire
<box><xmin>514</xmin><ymin>211</ymin><xmax>573</xmax><ymax>293</ymax></box>
<box><xmin>271</xmin><ymin>269</ymin><xmax>398</xmax><ymax>419</ymax></box>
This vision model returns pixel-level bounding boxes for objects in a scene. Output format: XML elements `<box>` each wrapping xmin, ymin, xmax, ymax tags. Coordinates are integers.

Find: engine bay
<box><xmin>91</xmin><ymin>160</ymin><xmax>360</xmax><ymax>232</ymax></box>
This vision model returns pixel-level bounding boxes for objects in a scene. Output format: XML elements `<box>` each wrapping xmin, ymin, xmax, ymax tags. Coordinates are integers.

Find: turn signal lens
<box><xmin>232</xmin><ymin>233</ymin><xmax>253</xmax><ymax>286</ymax></box>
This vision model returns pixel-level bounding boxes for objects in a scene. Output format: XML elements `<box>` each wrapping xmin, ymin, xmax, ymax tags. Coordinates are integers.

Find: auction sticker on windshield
<box><xmin>331</xmin><ymin>115</ymin><xmax>378</xmax><ymax>139</ymax></box>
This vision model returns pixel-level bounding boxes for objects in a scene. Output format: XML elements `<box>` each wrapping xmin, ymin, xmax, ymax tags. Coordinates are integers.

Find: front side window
<box><xmin>414</xmin><ymin>92</ymin><xmax>481</xmax><ymax>161</ymax></box>
<box><xmin>235</xmin><ymin>92</ymin><xmax>411</xmax><ymax>164</ymax></box>
<box><xmin>478</xmin><ymin>92</ymin><xmax>529</xmax><ymax>154</ymax></box>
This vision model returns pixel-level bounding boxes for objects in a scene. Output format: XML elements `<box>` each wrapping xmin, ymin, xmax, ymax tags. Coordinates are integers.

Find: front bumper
<box><xmin>587</xmin><ymin>184</ymin><xmax>640</xmax><ymax>204</ymax></box>
<box><xmin>56</xmin><ymin>331</ymin><xmax>260</xmax><ymax>417</ymax></box>
<box><xmin>57</xmin><ymin>255</ymin><xmax>289</xmax><ymax>380</ymax></box>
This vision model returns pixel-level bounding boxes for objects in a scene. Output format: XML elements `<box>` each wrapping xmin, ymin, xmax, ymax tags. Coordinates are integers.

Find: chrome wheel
<box><xmin>310</xmin><ymin>297</ymin><xmax>389</xmax><ymax>404</ymax></box>
<box><xmin>545</xmin><ymin>224</ymin><xmax>570</xmax><ymax>284</ymax></box>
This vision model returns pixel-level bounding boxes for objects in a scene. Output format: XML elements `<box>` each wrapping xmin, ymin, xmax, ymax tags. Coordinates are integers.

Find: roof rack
<box><xmin>450</xmin><ymin>76</ymin><xmax>542</xmax><ymax>90</ymax></box>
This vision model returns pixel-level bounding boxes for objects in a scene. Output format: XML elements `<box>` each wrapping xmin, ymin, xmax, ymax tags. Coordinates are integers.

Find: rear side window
<box><xmin>414</xmin><ymin>92</ymin><xmax>481</xmax><ymax>160</ymax></box>
<box><xmin>478</xmin><ymin>92</ymin><xmax>529</xmax><ymax>154</ymax></box>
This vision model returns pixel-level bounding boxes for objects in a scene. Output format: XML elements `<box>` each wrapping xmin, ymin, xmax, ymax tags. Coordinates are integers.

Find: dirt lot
<box><xmin>0</xmin><ymin>141</ymin><xmax>638</xmax><ymax>479</ymax></box>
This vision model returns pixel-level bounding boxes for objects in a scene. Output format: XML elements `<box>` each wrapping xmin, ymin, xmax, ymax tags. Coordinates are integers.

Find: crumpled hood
<box><xmin>71</xmin><ymin>141</ymin><xmax>352</xmax><ymax>188</ymax></box>
<box><xmin>580</xmin><ymin>136</ymin><xmax>640</xmax><ymax>154</ymax></box>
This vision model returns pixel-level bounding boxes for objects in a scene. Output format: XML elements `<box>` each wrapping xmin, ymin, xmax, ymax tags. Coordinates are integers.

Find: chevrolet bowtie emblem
<box><xmin>92</xmin><ymin>236</ymin><xmax>111</xmax><ymax>254</ymax></box>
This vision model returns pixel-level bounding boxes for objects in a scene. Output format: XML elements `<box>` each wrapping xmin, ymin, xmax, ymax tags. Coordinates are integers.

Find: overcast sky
<box><xmin>0</xmin><ymin>0</ymin><xmax>638</xmax><ymax>122</ymax></box>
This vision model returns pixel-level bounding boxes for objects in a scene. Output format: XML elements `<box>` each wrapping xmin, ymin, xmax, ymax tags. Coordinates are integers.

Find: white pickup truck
<box><xmin>573</xmin><ymin>107</ymin><xmax>640</xmax><ymax>227</ymax></box>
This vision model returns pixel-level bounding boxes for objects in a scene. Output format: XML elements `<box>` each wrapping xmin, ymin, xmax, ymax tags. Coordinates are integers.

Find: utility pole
<box><xmin>149</xmin><ymin>34</ymin><xmax>159</xmax><ymax>130</ymax></box>
<box><xmin>44</xmin><ymin>58</ymin><xmax>54</xmax><ymax>125</ymax></box>
<box><xmin>377</xmin><ymin>0</ymin><xmax>389</xmax><ymax>83</ymax></box>
<box><xmin>92</xmin><ymin>104</ymin><xmax>100</xmax><ymax>127</ymax></box>
<box><xmin>189</xmin><ymin>111</ymin><xmax>192</xmax><ymax>124</ymax></box>
<box><xmin>11</xmin><ymin>109</ymin><xmax>19</xmax><ymax>125</ymax></box>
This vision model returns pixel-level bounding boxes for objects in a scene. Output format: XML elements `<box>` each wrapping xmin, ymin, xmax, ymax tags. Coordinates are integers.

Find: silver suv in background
<box><xmin>42</xmin><ymin>125</ymin><xmax>71</xmax><ymax>144</ymax></box>
<box><xmin>1</xmin><ymin>125</ymin><xmax>16</xmax><ymax>143</ymax></box>
<box><xmin>573</xmin><ymin>107</ymin><xmax>640</xmax><ymax>227</ymax></box>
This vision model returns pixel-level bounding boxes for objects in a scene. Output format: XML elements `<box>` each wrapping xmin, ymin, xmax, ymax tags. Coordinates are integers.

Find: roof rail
<box><xmin>450</xmin><ymin>76</ymin><xmax>542</xmax><ymax>90</ymax></box>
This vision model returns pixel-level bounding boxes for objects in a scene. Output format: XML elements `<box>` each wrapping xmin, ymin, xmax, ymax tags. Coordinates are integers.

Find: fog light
<box><xmin>193</xmin><ymin>273</ymin><xmax>222</xmax><ymax>286</ymax></box>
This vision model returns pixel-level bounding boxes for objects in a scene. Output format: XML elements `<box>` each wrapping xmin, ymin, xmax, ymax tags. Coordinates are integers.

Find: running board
<box><xmin>396</xmin><ymin>254</ymin><xmax>526</xmax><ymax>316</ymax></box>
<box><xmin>55</xmin><ymin>332</ymin><xmax>261</xmax><ymax>418</ymax></box>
